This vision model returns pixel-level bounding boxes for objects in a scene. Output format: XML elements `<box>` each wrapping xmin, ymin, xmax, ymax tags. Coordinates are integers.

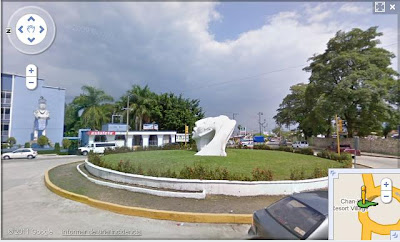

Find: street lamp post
<box><xmin>126</xmin><ymin>96</ymin><xmax>130</xmax><ymax>147</ymax></box>
<box><xmin>122</xmin><ymin>94</ymin><xmax>133</xmax><ymax>147</ymax></box>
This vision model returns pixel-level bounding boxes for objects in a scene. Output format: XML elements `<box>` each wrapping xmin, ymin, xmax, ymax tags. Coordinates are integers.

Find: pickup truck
<box><xmin>328</xmin><ymin>144</ymin><xmax>361</xmax><ymax>156</ymax></box>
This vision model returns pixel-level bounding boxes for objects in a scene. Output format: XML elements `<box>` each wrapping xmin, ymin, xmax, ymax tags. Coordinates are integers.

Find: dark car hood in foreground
<box><xmin>251</xmin><ymin>209</ymin><xmax>298</xmax><ymax>240</ymax></box>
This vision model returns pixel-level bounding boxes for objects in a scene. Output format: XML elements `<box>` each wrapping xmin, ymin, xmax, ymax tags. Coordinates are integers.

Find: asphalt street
<box><xmin>1</xmin><ymin>155</ymin><xmax>250</xmax><ymax>239</ymax></box>
<box><xmin>2</xmin><ymin>153</ymin><xmax>398</xmax><ymax>239</ymax></box>
<box><xmin>354</xmin><ymin>155</ymin><xmax>400</xmax><ymax>169</ymax></box>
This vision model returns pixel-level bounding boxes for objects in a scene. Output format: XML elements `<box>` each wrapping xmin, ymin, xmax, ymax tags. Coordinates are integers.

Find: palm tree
<box><xmin>118</xmin><ymin>85</ymin><xmax>155</xmax><ymax>130</ymax></box>
<box><xmin>72</xmin><ymin>85</ymin><xmax>114</xmax><ymax>130</ymax></box>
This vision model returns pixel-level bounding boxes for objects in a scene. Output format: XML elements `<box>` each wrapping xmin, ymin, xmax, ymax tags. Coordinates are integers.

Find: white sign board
<box><xmin>143</xmin><ymin>123</ymin><xmax>159</xmax><ymax>131</ymax></box>
<box><xmin>239</xmin><ymin>126</ymin><xmax>246</xmax><ymax>135</ymax></box>
<box><xmin>176</xmin><ymin>133</ymin><xmax>189</xmax><ymax>142</ymax></box>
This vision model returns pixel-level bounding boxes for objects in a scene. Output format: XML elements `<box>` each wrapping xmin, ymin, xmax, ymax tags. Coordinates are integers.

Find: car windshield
<box><xmin>267</xmin><ymin>197</ymin><xmax>325</xmax><ymax>239</ymax></box>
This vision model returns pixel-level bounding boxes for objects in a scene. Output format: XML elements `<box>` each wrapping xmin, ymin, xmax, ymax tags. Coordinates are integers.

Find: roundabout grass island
<box><xmin>91</xmin><ymin>149</ymin><xmax>347</xmax><ymax>181</ymax></box>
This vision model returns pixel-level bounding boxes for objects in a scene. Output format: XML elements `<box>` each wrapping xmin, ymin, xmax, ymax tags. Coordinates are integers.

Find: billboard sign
<box><xmin>102</xmin><ymin>123</ymin><xmax>127</xmax><ymax>132</ymax></box>
<box><xmin>143</xmin><ymin>123</ymin><xmax>159</xmax><ymax>131</ymax></box>
<box><xmin>239</xmin><ymin>126</ymin><xmax>246</xmax><ymax>135</ymax></box>
<box><xmin>176</xmin><ymin>133</ymin><xmax>189</xmax><ymax>142</ymax></box>
<box><xmin>87</xmin><ymin>131</ymin><xmax>116</xmax><ymax>136</ymax></box>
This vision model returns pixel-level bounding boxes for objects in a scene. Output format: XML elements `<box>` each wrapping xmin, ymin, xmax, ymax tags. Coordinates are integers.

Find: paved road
<box><xmin>311</xmin><ymin>150</ymin><xmax>399</xmax><ymax>169</ymax></box>
<box><xmin>354</xmin><ymin>155</ymin><xmax>400</xmax><ymax>169</ymax></box>
<box><xmin>2</xmin><ymin>156</ymin><xmax>250</xmax><ymax>239</ymax></box>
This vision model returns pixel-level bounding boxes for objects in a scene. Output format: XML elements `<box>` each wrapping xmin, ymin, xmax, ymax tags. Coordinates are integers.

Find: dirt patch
<box><xmin>49</xmin><ymin>162</ymin><xmax>285</xmax><ymax>214</ymax></box>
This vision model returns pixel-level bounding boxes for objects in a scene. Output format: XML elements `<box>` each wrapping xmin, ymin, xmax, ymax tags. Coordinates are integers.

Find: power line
<box><xmin>179</xmin><ymin>41</ymin><xmax>399</xmax><ymax>93</ymax></box>
<box><xmin>181</xmin><ymin>63</ymin><xmax>306</xmax><ymax>93</ymax></box>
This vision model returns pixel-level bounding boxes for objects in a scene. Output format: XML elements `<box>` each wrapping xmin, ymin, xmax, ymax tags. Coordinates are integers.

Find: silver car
<box><xmin>2</xmin><ymin>148</ymin><xmax>38</xmax><ymax>160</ymax></box>
<box><xmin>248</xmin><ymin>191</ymin><xmax>328</xmax><ymax>240</ymax></box>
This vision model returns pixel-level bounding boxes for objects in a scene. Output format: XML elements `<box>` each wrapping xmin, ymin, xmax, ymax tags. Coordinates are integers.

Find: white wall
<box><xmin>85</xmin><ymin>161</ymin><xmax>328</xmax><ymax>196</ymax></box>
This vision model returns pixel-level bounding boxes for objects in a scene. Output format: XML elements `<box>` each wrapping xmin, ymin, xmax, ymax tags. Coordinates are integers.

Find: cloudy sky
<box><xmin>2</xmin><ymin>2</ymin><xmax>398</xmax><ymax>132</ymax></box>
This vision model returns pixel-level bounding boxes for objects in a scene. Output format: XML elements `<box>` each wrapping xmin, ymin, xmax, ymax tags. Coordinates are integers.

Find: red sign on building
<box><xmin>87</xmin><ymin>131</ymin><xmax>116</xmax><ymax>136</ymax></box>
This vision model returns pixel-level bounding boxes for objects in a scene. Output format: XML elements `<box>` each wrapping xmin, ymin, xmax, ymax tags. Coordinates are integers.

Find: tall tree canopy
<box><xmin>117</xmin><ymin>86</ymin><xmax>204</xmax><ymax>132</ymax></box>
<box><xmin>275</xmin><ymin>27</ymin><xmax>399</xmax><ymax>138</ymax></box>
<box><xmin>65</xmin><ymin>84</ymin><xmax>205</xmax><ymax>135</ymax></box>
<box><xmin>66</xmin><ymin>85</ymin><xmax>114</xmax><ymax>131</ymax></box>
<box><xmin>116</xmin><ymin>85</ymin><xmax>156</xmax><ymax>131</ymax></box>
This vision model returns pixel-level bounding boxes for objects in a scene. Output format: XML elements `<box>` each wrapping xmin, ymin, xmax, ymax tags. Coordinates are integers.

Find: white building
<box><xmin>86</xmin><ymin>130</ymin><xmax>177</xmax><ymax>148</ymax></box>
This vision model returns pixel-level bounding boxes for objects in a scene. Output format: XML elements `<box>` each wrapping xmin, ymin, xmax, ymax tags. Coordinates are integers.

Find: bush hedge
<box><xmin>293</xmin><ymin>147</ymin><xmax>314</xmax><ymax>156</ymax></box>
<box><xmin>88</xmin><ymin>153</ymin><xmax>274</xmax><ymax>181</ymax></box>
<box><xmin>317</xmin><ymin>150</ymin><xmax>352</xmax><ymax>168</ymax></box>
<box><xmin>277</xmin><ymin>146</ymin><xmax>294</xmax><ymax>153</ymax></box>
<box><xmin>36</xmin><ymin>149</ymin><xmax>69</xmax><ymax>155</ymax></box>
<box><xmin>290</xmin><ymin>167</ymin><xmax>306</xmax><ymax>180</ymax></box>
<box><xmin>54</xmin><ymin>142</ymin><xmax>61</xmax><ymax>152</ymax></box>
<box><xmin>87</xmin><ymin>149</ymin><xmax>345</xmax><ymax>181</ymax></box>
<box><xmin>104</xmin><ymin>143</ymin><xmax>195</xmax><ymax>155</ymax></box>
<box><xmin>253</xmin><ymin>144</ymin><xmax>271</xmax><ymax>150</ymax></box>
<box><xmin>104</xmin><ymin>146</ymin><xmax>133</xmax><ymax>155</ymax></box>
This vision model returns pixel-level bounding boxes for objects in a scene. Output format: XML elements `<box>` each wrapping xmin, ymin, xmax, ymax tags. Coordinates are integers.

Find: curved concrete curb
<box><xmin>76</xmin><ymin>164</ymin><xmax>206</xmax><ymax>199</ymax></box>
<box><xmin>45</xmin><ymin>168</ymin><xmax>252</xmax><ymax>224</ymax></box>
<box><xmin>85</xmin><ymin>160</ymin><xmax>328</xmax><ymax>196</ymax></box>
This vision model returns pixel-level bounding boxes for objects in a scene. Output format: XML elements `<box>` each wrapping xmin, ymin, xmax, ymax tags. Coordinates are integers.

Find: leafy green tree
<box><xmin>275</xmin><ymin>27</ymin><xmax>399</xmax><ymax>138</ymax></box>
<box><xmin>237</xmin><ymin>124</ymin><xmax>243</xmax><ymax>133</ymax></box>
<box><xmin>24</xmin><ymin>142</ymin><xmax>31</xmax><ymax>148</ymax></box>
<box><xmin>54</xmin><ymin>142</ymin><xmax>61</xmax><ymax>152</ymax></box>
<box><xmin>304</xmin><ymin>27</ymin><xmax>398</xmax><ymax>137</ymax></box>
<box><xmin>274</xmin><ymin>83</ymin><xmax>307</xmax><ymax>129</ymax></box>
<box><xmin>117</xmin><ymin>86</ymin><xmax>204</xmax><ymax>132</ymax></box>
<box><xmin>153</xmin><ymin>93</ymin><xmax>204</xmax><ymax>133</ymax></box>
<box><xmin>7</xmin><ymin>137</ymin><xmax>16</xmax><ymax>147</ymax></box>
<box><xmin>37</xmin><ymin>136</ymin><xmax>49</xmax><ymax>147</ymax></box>
<box><xmin>64</xmin><ymin>103</ymin><xmax>81</xmax><ymax>136</ymax></box>
<box><xmin>62</xmin><ymin>139</ymin><xmax>72</xmax><ymax>149</ymax></box>
<box><xmin>72</xmin><ymin>86</ymin><xmax>114</xmax><ymax>130</ymax></box>
<box><xmin>64</xmin><ymin>84</ymin><xmax>205</xmax><ymax>135</ymax></box>
<box><xmin>117</xmin><ymin>85</ymin><xmax>156</xmax><ymax>130</ymax></box>
<box><xmin>272</xmin><ymin>126</ymin><xmax>282</xmax><ymax>137</ymax></box>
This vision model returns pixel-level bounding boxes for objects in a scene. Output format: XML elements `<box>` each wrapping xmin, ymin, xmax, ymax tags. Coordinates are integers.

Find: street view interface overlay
<box><xmin>1</xmin><ymin>1</ymin><xmax>399</xmax><ymax>241</ymax></box>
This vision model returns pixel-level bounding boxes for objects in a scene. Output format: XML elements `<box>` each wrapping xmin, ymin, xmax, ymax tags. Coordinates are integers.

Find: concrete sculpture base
<box><xmin>192</xmin><ymin>115</ymin><xmax>236</xmax><ymax>156</ymax></box>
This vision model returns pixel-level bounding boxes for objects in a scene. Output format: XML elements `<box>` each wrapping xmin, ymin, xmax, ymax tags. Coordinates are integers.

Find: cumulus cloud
<box><xmin>339</xmin><ymin>3</ymin><xmax>371</xmax><ymax>15</ymax></box>
<box><xmin>2</xmin><ymin>2</ymin><xmax>397</xmax><ymax>131</ymax></box>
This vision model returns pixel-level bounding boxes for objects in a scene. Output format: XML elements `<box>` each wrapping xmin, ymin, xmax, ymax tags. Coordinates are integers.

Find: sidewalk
<box><xmin>361</xmin><ymin>152</ymin><xmax>399</xmax><ymax>159</ymax></box>
<box><xmin>310</xmin><ymin>146</ymin><xmax>399</xmax><ymax>159</ymax></box>
<box><xmin>37</xmin><ymin>154</ymin><xmax>78</xmax><ymax>158</ymax></box>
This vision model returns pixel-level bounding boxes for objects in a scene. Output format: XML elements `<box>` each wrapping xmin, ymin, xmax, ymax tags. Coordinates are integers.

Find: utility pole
<box><xmin>257</xmin><ymin>112</ymin><xmax>267</xmax><ymax>135</ymax></box>
<box><xmin>232</xmin><ymin>113</ymin><xmax>239</xmax><ymax>136</ymax></box>
<box><xmin>335</xmin><ymin>114</ymin><xmax>341</xmax><ymax>155</ymax></box>
<box><xmin>257</xmin><ymin>112</ymin><xmax>263</xmax><ymax>135</ymax></box>
<box><xmin>262</xmin><ymin>122</ymin><xmax>268</xmax><ymax>134</ymax></box>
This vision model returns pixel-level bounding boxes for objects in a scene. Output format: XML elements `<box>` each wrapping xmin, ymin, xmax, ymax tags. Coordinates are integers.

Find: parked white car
<box><xmin>240</xmin><ymin>139</ymin><xmax>254</xmax><ymax>148</ymax></box>
<box><xmin>2</xmin><ymin>148</ymin><xmax>38</xmax><ymax>160</ymax></box>
<box><xmin>292</xmin><ymin>141</ymin><xmax>309</xmax><ymax>149</ymax></box>
<box><xmin>78</xmin><ymin>142</ymin><xmax>116</xmax><ymax>155</ymax></box>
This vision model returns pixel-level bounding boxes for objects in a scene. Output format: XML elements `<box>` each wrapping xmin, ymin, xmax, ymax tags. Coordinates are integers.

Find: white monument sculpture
<box><xmin>192</xmin><ymin>115</ymin><xmax>236</xmax><ymax>156</ymax></box>
<box><xmin>33</xmin><ymin>96</ymin><xmax>50</xmax><ymax>141</ymax></box>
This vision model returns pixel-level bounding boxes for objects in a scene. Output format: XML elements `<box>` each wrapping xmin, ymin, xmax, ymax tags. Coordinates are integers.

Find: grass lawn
<box><xmin>101</xmin><ymin>149</ymin><xmax>344</xmax><ymax>180</ymax></box>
